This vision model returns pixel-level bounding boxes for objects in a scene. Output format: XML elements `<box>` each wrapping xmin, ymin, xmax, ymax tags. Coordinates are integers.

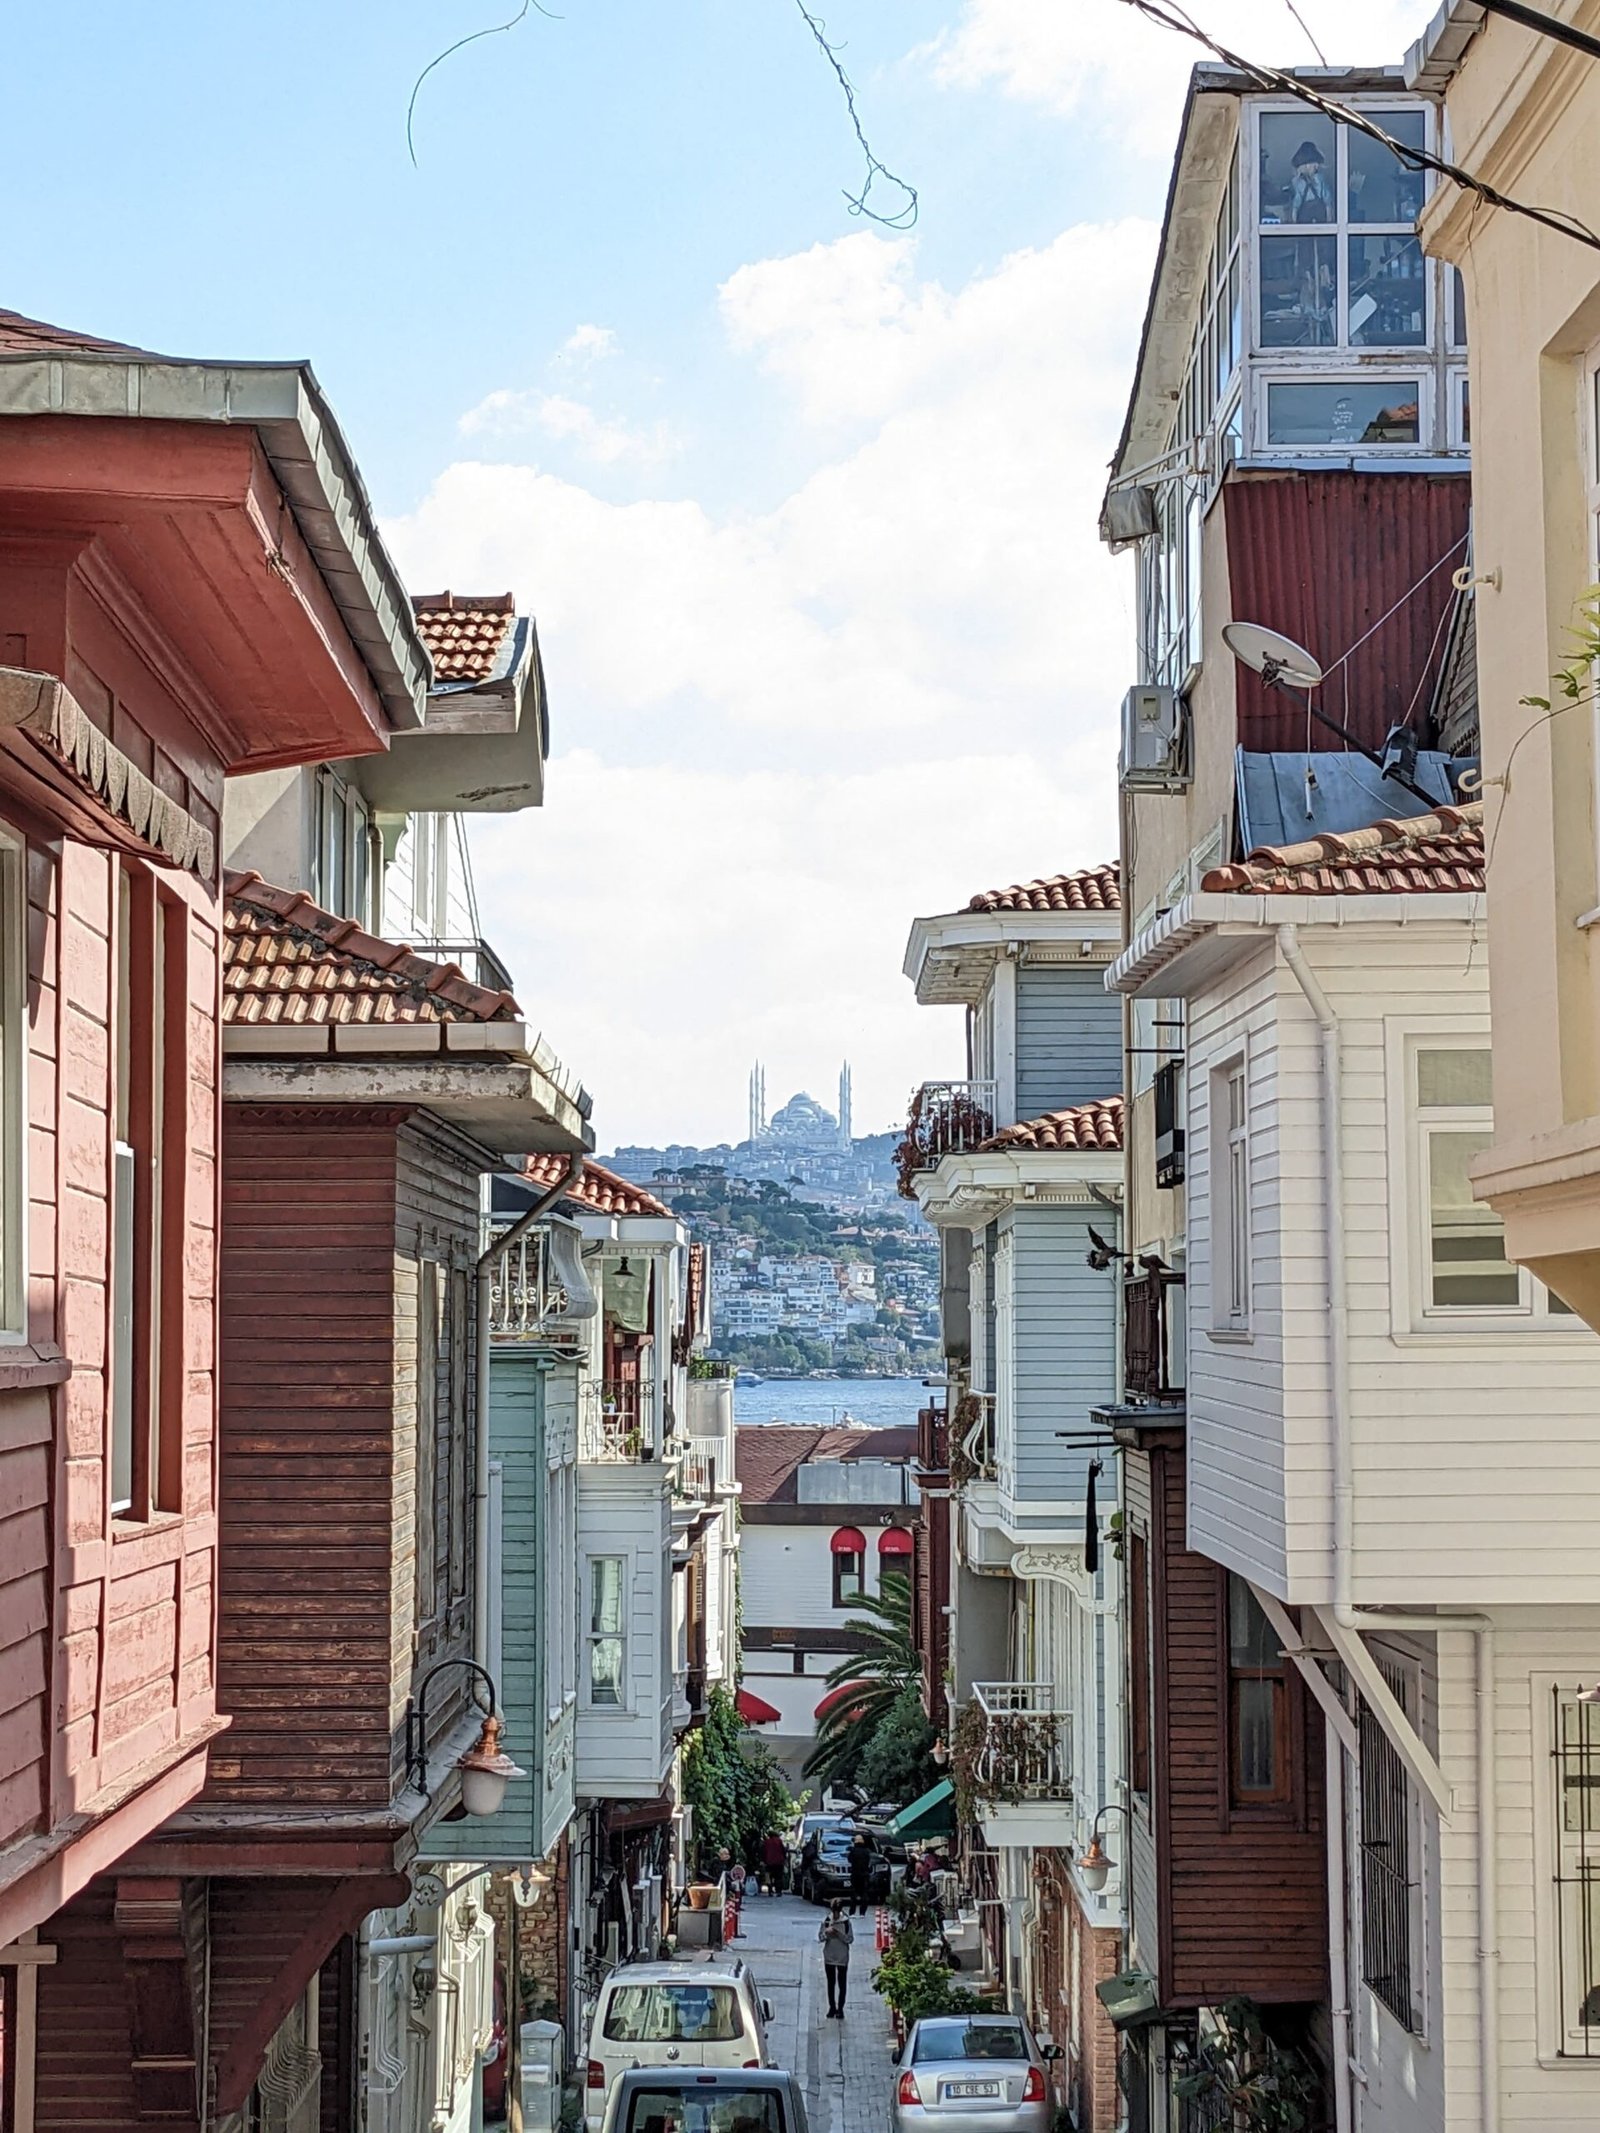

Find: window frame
<box><xmin>587</xmin><ymin>1552</ymin><xmax>629</xmax><ymax>1709</ymax></box>
<box><xmin>831</xmin><ymin>1544</ymin><xmax>865</xmax><ymax>1610</ymax></box>
<box><xmin>1586</xmin><ymin>342</ymin><xmax>1600</xmax><ymax>898</ymax></box>
<box><xmin>1210</xmin><ymin>1055</ymin><xmax>1251</xmax><ymax>1335</ymax></box>
<box><xmin>1224</xmin><ymin>1575</ymin><xmax>1292</xmax><ymax>1811</ymax></box>
<box><xmin>1128</xmin><ymin>1528</ymin><xmax>1151</xmax><ymax>1799</ymax></box>
<box><xmin>1357</xmin><ymin>1652</ymin><xmax>1427</xmax><ymax>2038</ymax></box>
<box><xmin>1534</xmin><ymin>1678</ymin><xmax>1600</xmax><ymax>2061</ymax></box>
<box><xmin>0</xmin><ymin>828</ymin><xmax>24</xmax><ymax>1343</ymax></box>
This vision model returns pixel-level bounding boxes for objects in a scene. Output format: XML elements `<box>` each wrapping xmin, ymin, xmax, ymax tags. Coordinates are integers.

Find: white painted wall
<box><xmin>1182</xmin><ymin>919</ymin><xmax>1600</xmax><ymax>1605</ymax></box>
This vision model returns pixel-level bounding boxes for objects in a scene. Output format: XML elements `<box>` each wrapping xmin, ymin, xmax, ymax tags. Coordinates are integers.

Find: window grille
<box><xmin>1551</xmin><ymin>1687</ymin><xmax>1600</xmax><ymax>2054</ymax></box>
<box><xmin>1154</xmin><ymin>1058</ymin><xmax>1186</xmax><ymax>1188</ymax></box>
<box><xmin>1359</xmin><ymin>1659</ymin><xmax>1423</xmax><ymax>2032</ymax></box>
<box><xmin>1123</xmin><ymin>1261</ymin><xmax>1184</xmax><ymax>1402</ymax></box>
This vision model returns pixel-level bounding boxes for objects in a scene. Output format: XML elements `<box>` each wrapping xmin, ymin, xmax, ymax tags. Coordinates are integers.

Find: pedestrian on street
<box><xmin>760</xmin><ymin>1830</ymin><xmax>788</xmax><ymax>1895</ymax></box>
<box><xmin>819</xmin><ymin>1899</ymin><xmax>853</xmax><ymax>2018</ymax></box>
<box><xmin>847</xmin><ymin>1830</ymin><xmax>873</xmax><ymax>1917</ymax></box>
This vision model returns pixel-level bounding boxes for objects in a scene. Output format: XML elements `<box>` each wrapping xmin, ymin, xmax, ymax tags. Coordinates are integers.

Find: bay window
<box><xmin>588</xmin><ymin>1554</ymin><xmax>627</xmax><ymax>1707</ymax></box>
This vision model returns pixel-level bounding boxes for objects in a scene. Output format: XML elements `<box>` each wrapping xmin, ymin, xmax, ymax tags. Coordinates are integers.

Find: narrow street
<box><xmin>729</xmin><ymin>1893</ymin><xmax>894</xmax><ymax>2133</ymax></box>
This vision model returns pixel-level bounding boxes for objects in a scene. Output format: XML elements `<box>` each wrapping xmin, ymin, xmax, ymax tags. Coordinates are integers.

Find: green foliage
<box><xmin>1172</xmin><ymin>2000</ymin><xmax>1320</xmax><ymax>2133</ymax></box>
<box><xmin>681</xmin><ymin>1685</ymin><xmax>797</xmax><ymax>1866</ymax></box>
<box><xmin>1521</xmin><ymin>587</ymin><xmax>1600</xmax><ymax>715</ymax></box>
<box><xmin>803</xmin><ymin>1573</ymin><xmax>919</xmax><ymax>1783</ymax></box>
<box><xmin>854</xmin><ymin>1685</ymin><xmax>943</xmax><ymax>1805</ymax></box>
<box><xmin>872</xmin><ymin>1938</ymin><xmax>976</xmax><ymax>2024</ymax></box>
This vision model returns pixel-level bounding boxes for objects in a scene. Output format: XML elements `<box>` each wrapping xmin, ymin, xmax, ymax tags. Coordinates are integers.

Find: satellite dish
<box><xmin>1222</xmin><ymin>620</ymin><xmax>1325</xmax><ymax>691</ymax></box>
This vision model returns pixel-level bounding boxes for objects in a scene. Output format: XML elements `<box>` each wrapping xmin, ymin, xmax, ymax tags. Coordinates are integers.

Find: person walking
<box><xmin>760</xmin><ymin>1830</ymin><xmax>787</xmax><ymax>1896</ymax></box>
<box><xmin>847</xmin><ymin>1829</ymin><xmax>874</xmax><ymax>1917</ymax></box>
<box><xmin>818</xmin><ymin>1900</ymin><xmax>853</xmax><ymax>2018</ymax></box>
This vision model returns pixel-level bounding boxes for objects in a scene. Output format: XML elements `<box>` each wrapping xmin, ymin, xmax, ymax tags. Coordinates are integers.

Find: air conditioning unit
<box><xmin>1120</xmin><ymin>684</ymin><xmax>1189</xmax><ymax>791</ymax></box>
<box><xmin>1154</xmin><ymin>1058</ymin><xmax>1186</xmax><ymax>1190</ymax></box>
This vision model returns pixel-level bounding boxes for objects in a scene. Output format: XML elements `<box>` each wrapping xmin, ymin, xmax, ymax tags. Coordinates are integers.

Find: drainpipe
<box><xmin>1324</xmin><ymin>1717</ymin><xmax>1352</xmax><ymax>2133</ymax></box>
<box><xmin>473</xmin><ymin>1152</ymin><xmax>585</xmax><ymax>1665</ymax></box>
<box><xmin>1277</xmin><ymin>925</ymin><xmax>1499</xmax><ymax>2133</ymax></box>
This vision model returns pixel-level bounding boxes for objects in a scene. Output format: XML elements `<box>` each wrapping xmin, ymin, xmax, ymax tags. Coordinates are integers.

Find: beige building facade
<box><xmin>1413</xmin><ymin>1</ymin><xmax>1600</xmax><ymax>1321</ymax></box>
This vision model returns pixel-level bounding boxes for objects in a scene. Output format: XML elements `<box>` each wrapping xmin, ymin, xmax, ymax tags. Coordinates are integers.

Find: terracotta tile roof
<box><xmin>1202</xmin><ymin>803</ymin><xmax>1484</xmax><ymax>898</ymax></box>
<box><xmin>735</xmin><ymin>1423</ymin><xmax>918</xmax><ymax>1504</ymax></box>
<box><xmin>978</xmin><ymin>1096</ymin><xmax>1124</xmax><ymax>1154</ymax></box>
<box><xmin>522</xmin><ymin>1152</ymin><xmax>673</xmax><ymax>1219</ymax></box>
<box><xmin>966</xmin><ymin>863</ymin><xmax>1120</xmax><ymax>914</ymax></box>
<box><xmin>223</xmin><ymin>872</ymin><xmax>521</xmax><ymax>1025</ymax></box>
<box><xmin>413</xmin><ymin>593</ymin><xmax>517</xmax><ymax>683</ymax></box>
<box><xmin>0</xmin><ymin>307</ymin><xmax>157</xmax><ymax>358</ymax></box>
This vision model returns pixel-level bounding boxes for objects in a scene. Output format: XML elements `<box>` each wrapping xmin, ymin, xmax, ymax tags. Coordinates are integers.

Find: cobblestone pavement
<box><xmin>727</xmin><ymin>1890</ymin><xmax>894</xmax><ymax>2133</ymax></box>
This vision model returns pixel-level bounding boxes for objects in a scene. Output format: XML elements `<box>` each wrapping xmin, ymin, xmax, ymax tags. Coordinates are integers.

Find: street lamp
<box><xmin>404</xmin><ymin>1658</ymin><xmax>526</xmax><ymax>1819</ymax></box>
<box><xmin>1076</xmin><ymin>1803</ymin><xmax>1130</xmax><ymax>1894</ymax></box>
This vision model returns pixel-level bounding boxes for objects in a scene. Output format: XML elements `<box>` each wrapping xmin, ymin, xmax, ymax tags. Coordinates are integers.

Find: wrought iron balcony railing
<box><xmin>486</xmin><ymin>1225</ymin><xmax>570</xmax><ymax>1341</ymax></box>
<box><xmin>894</xmin><ymin>1080</ymin><xmax>998</xmax><ymax>1195</ymax></box>
<box><xmin>949</xmin><ymin>1391</ymin><xmax>997</xmax><ymax>1485</ymax></box>
<box><xmin>970</xmin><ymin>1682</ymin><xmax>1074</xmax><ymax>1803</ymax></box>
<box><xmin>580</xmin><ymin>1378</ymin><xmax>656</xmax><ymax>1463</ymax></box>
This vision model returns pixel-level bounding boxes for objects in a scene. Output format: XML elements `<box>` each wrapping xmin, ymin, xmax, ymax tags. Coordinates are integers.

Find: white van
<box><xmin>585</xmin><ymin>1960</ymin><xmax>775</xmax><ymax>2129</ymax></box>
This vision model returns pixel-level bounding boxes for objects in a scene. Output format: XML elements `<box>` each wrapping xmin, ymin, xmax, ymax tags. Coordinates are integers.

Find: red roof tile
<box><xmin>522</xmin><ymin>1152</ymin><xmax>673</xmax><ymax>1219</ymax></box>
<box><xmin>967</xmin><ymin>863</ymin><xmax>1120</xmax><ymax>914</ymax></box>
<box><xmin>413</xmin><ymin>593</ymin><xmax>517</xmax><ymax>683</ymax></box>
<box><xmin>735</xmin><ymin>1424</ymin><xmax>918</xmax><ymax>1504</ymax></box>
<box><xmin>978</xmin><ymin>1097</ymin><xmax>1124</xmax><ymax>1154</ymax></box>
<box><xmin>0</xmin><ymin>307</ymin><xmax>159</xmax><ymax>358</ymax></box>
<box><xmin>1202</xmin><ymin>803</ymin><xmax>1484</xmax><ymax>898</ymax></box>
<box><xmin>223</xmin><ymin>873</ymin><xmax>521</xmax><ymax>1026</ymax></box>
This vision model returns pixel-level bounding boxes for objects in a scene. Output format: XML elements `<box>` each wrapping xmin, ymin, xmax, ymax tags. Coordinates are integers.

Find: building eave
<box><xmin>911</xmin><ymin>1147</ymin><xmax>1125</xmax><ymax>1224</ymax></box>
<box><xmin>0</xmin><ymin>351</ymin><xmax>429</xmax><ymax>731</ymax></box>
<box><xmin>904</xmin><ymin>907</ymin><xmax>1123</xmax><ymax>1005</ymax></box>
<box><xmin>1107</xmin><ymin>887</ymin><xmax>1488</xmax><ymax>997</ymax></box>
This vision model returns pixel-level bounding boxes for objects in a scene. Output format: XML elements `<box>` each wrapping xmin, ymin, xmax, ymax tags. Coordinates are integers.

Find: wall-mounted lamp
<box><xmin>1075</xmin><ymin>1803</ymin><xmax>1130</xmax><ymax>1894</ymax></box>
<box><xmin>930</xmin><ymin>1737</ymin><xmax>950</xmax><ymax>1768</ymax></box>
<box><xmin>404</xmin><ymin>1658</ymin><xmax>526</xmax><ymax>1819</ymax></box>
<box><xmin>510</xmin><ymin>1863</ymin><xmax>554</xmax><ymax>1909</ymax></box>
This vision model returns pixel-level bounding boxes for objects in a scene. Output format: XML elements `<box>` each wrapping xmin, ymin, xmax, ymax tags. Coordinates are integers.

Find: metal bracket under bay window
<box><xmin>1312</xmin><ymin>1605</ymin><xmax>1455</xmax><ymax>1821</ymax></box>
<box><xmin>1250</xmin><ymin>1586</ymin><xmax>1358</xmax><ymax>1759</ymax></box>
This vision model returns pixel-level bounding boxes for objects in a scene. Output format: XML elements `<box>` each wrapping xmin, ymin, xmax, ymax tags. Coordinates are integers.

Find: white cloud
<box><xmin>456</xmin><ymin>386</ymin><xmax>680</xmax><ymax>468</ymax></box>
<box><xmin>922</xmin><ymin>0</ymin><xmax>1438</xmax><ymax>154</ymax></box>
<box><xmin>389</xmin><ymin>224</ymin><xmax>1150</xmax><ymax>1144</ymax></box>
<box><xmin>560</xmin><ymin>323</ymin><xmax>618</xmax><ymax>362</ymax></box>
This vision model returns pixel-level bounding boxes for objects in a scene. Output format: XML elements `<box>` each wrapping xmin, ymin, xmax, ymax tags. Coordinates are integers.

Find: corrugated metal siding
<box><xmin>1223</xmin><ymin>470</ymin><xmax>1471</xmax><ymax>755</ymax></box>
<box><xmin>1006</xmin><ymin>1209</ymin><xmax>1118</xmax><ymax>1505</ymax></box>
<box><xmin>1014</xmin><ymin>965</ymin><xmax>1123</xmax><ymax>1119</ymax></box>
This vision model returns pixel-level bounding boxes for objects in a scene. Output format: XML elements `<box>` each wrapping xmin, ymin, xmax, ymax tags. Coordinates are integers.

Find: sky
<box><xmin>7</xmin><ymin>0</ymin><xmax>1435</xmax><ymax>1147</ymax></box>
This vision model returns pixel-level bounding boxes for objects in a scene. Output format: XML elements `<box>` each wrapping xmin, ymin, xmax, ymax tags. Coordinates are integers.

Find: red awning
<box><xmin>878</xmin><ymin>1526</ymin><xmax>914</xmax><ymax>1555</ymax></box>
<box><xmin>736</xmin><ymin>1689</ymin><xmax>781</xmax><ymax>1725</ymax></box>
<box><xmin>830</xmin><ymin>1526</ymin><xmax>867</xmax><ymax>1555</ymax></box>
<box><xmin>814</xmin><ymin>1681</ymin><xmax>869</xmax><ymax>1721</ymax></box>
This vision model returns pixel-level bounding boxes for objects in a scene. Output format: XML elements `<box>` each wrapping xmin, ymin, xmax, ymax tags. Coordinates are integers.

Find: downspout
<box><xmin>473</xmin><ymin>1152</ymin><xmax>584</xmax><ymax>1665</ymax></box>
<box><xmin>1277</xmin><ymin>925</ymin><xmax>1499</xmax><ymax>2133</ymax></box>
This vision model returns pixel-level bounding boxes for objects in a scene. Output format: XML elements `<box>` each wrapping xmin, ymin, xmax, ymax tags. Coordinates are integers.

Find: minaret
<box><xmin>838</xmin><ymin>1061</ymin><xmax>853</xmax><ymax>1148</ymax></box>
<box><xmin>749</xmin><ymin>1062</ymin><xmax>767</xmax><ymax>1145</ymax></box>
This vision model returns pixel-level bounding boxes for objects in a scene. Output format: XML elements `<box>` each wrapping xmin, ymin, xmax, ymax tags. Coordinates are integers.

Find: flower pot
<box><xmin>687</xmin><ymin>1883</ymin><xmax>717</xmax><ymax>1912</ymax></box>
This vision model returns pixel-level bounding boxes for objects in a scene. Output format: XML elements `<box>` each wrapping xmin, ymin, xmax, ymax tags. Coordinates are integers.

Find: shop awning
<box><xmin>814</xmin><ymin>1681</ymin><xmax>869</xmax><ymax>1721</ymax></box>
<box><xmin>830</xmin><ymin>1526</ymin><xmax>866</xmax><ymax>1554</ymax></box>
<box><xmin>878</xmin><ymin>1526</ymin><xmax>914</xmax><ymax>1556</ymax></box>
<box><xmin>736</xmin><ymin>1689</ymin><xmax>781</xmax><ymax>1725</ymax></box>
<box><xmin>887</xmin><ymin>1778</ymin><xmax>956</xmax><ymax>1842</ymax></box>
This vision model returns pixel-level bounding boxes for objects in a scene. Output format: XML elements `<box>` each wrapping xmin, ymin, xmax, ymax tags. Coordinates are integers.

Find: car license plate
<box><xmin>944</xmin><ymin>2083</ymin><xmax>1000</xmax><ymax>2100</ymax></box>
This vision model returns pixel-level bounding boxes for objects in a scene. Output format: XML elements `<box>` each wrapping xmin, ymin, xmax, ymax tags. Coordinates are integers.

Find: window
<box><xmin>110</xmin><ymin>865</ymin><xmax>186</xmax><ymax>1520</ymax></box>
<box><xmin>588</xmin><ymin>1555</ymin><xmax>627</xmax><ymax>1706</ymax></box>
<box><xmin>446</xmin><ymin>1268</ymin><xmax>470</xmax><ymax>1603</ymax></box>
<box><xmin>1129</xmin><ymin>1530</ymin><xmax>1151</xmax><ymax>1797</ymax></box>
<box><xmin>603</xmin><ymin>1984</ymin><xmax>742</xmax><ymax>2043</ymax></box>
<box><xmin>1359</xmin><ymin>1660</ymin><xmax>1424</xmax><ymax>2034</ymax></box>
<box><xmin>1226</xmin><ymin>1577</ymin><xmax>1289</xmax><ymax>1807</ymax></box>
<box><xmin>1212</xmin><ymin>1061</ymin><xmax>1250</xmax><ymax>1330</ymax></box>
<box><xmin>831</xmin><ymin>1527</ymin><xmax>866</xmax><ymax>1608</ymax></box>
<box><xmin>1257</xmin><ymin>107</ymin><xmax>1427</xmax><ymax>350</ymax></box>
<box><xmin>1551</xmin><ymin>1686</ymin><xmax>1600</xmax><ymax>2055</ymax></box>
<box><xmin>1413</xmin><ymin>1044</ymin><xmax>1574</xmax><ymax>1321</ymax></box>
<box><xmin>414</xmin><ymin>1260</ymin><xmax>441</xmax><ymax>1627</ymax></box>
<box><xmin>1265</xmin><ymin>378</ymin><xmax>1421</xmax><ymax>448</ymax></box>
<box><xmin>0</xmin><ymin>830</ymin><xmax>22</xmax><ymax>1340</ymax></box>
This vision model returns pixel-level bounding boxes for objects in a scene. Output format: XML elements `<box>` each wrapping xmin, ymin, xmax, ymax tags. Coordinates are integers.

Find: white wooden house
<box><xmin>1112</xmin><ymin>804</ymin><xmax>1600</xmax><ymax>2133</ymax></box>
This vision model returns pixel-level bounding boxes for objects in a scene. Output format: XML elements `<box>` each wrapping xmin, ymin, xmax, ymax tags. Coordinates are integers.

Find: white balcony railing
<box><xmin>580</xmin><ymin>1378</ymin><xmax>657</xmax><ymax>1463</ymax></box>
<box><xmin>970</xmin><ymin>1682</ymin><xmax>1074</xmax><ymax>1803</ymax></box>
<box><xmin>486</xmin><ymin>1225</ymin><xmax>568</xmax><ymax>1341</ymax></box>
<box><xmin>673</xmin><ymin>1443</ymin><xmax>717</xmax><ymax>1502</ymax></box>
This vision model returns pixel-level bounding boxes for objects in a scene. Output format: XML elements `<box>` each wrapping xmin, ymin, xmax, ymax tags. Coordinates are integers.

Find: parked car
<box><xmin>601</xmin><ymin>2068</ymin><xmax>810</xmax><ymax>2133</ymax></box>
<box><xmin>796</xmin><ymin>1826</ymin><xmax>892</xmax><ymax>1906</ymax></box>
<box><xmin>586</xmin><ymin>1961</ymin><xmax>776</xmax><ymax>2129</ymax></box>
<box><xmin>891</xmin><ymin>2015</ymin><xmax>1059</xmax><ymax>2133</ymax></box>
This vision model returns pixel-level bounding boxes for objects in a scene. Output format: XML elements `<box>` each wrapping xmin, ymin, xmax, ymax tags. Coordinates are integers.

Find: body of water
<box><xmin>731</xmin><ymin>1375</ymin><xmax>937</xmax><ymax>1430</ymax></box>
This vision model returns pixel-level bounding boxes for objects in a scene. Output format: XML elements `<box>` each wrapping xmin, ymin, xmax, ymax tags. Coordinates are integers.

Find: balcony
<box><xmin>949</xmin><ymin>1392</ymin><xmax>996</xmax><ymax>1485</ymax></box>
<box><xmin>1123</xmin><ymin>1259</ymin><xmax>1185</xmax><ymax>1404</ymax></box>
<box><xmin>580</xmin><ymin>1378</ymin><xmax>657</xmax><ymax>1463</ymax></box>
<box><xmin>673</xmin><ymin>1442</ymin><xmax>717</xmax><ymax>1502</ymax></box>
<box><xmin>963</xmin><ymin>1682</ymin><xmax>1074</xmax><ymax>1849</ymax></box>
<box><xmin>895</xmin><ymin>1080</ymin><xmax>998</xmax><ymax>1196</ymax></box>
<box><xmin>396</xmin><ymin>935</ymin><xmax>516</xmax><ymax>997</ymax></box>
<box><xmin>485</xmin><ymin>1225</ymin><xmax>577</xmax><ymax>1342</ymax></box>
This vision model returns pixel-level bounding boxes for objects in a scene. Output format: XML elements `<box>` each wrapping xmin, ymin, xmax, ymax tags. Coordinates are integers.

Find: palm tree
<box><xmin>803</xmin><ymin>1570</ymin><xmax>919</xmax><ymax>1782</ymax></box>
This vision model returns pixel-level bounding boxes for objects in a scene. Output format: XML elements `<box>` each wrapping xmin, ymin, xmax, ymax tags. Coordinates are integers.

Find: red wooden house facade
<box><xmin>0</xmin><ymin>308</ymin><xmax>430</xmax><ymax>2120</ymax></box>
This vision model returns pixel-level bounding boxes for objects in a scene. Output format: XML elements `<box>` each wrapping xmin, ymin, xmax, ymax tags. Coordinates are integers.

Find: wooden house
<box><xmin>0</xmin><ymin>307</ymin><xmax>433</xmax><ymax>2121</ymax></box>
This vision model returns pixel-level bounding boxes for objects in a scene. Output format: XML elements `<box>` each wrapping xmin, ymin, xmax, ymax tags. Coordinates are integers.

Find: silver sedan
<box><xmin>891</xmin><ymin>2015</ymin><xmax>1058</xmax><ymax>2133</ymax></box>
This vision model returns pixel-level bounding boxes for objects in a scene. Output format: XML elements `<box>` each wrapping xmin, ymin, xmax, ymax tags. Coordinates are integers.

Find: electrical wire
<box><xmin>791</xmin><ymin>2</ymin><xmax>918</xmax><ymax>229</ymax></box>
<box><xmin>1319</xmin><ymin>535</ymin><xmax>1469</xmax><ymax>682</ymax></box>
<box><xmin>1281</xmin><ymin>0</ymin><xmax>1329</xmax><ymax>65</ymax></box>
<box><xmin>407</xmin><ymin>0</ymin><xmax>560</xmax><ymax>166</ymax></box>
<box><xmin>1110</xmin><ymin>0</ymin><xmax>1600</xmax><ymax>255</ymax></box>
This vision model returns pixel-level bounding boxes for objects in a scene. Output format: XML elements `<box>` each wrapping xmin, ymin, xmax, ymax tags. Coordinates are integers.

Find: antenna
<box><xmin>1221</xmin><ymin>619</ymin><xmax>1435</xmax><ymax>807</ymax></box>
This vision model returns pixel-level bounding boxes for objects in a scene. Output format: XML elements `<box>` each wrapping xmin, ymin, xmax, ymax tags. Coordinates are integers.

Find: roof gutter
<box><xmin>0</xmin><ymin>351</ymin><xmax>430</xmax><ymax>732</ymax></box>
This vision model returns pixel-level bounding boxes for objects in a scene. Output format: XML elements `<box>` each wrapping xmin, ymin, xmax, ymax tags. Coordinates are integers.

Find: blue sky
<box><xmin>7</xmin><ymin>0</ymin><xmax>1434</xmax><ymax>1144</ymax></box>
